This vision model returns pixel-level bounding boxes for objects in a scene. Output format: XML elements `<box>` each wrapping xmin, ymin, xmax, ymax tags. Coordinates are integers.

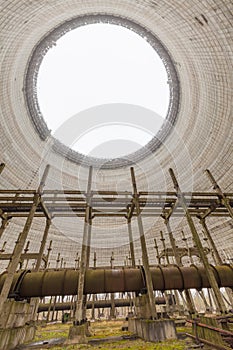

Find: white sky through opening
<box><xmin>37</xmin><ymin>23</ymin><xmax>170</xmax><ymax>158</ymax></box>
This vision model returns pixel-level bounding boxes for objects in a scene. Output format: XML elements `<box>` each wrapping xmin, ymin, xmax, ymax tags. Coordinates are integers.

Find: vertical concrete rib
<box><xmin>130</xmin><ymin>167</ymin><xmax>157</xmax><ymax>319</ymax></box>
<box><xmin>75</xmin><ymin>166</ymin><xmax>93</xmax><ymax>324</ymax></box>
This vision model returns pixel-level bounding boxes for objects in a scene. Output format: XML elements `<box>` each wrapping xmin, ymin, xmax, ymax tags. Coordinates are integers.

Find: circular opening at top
<box><xmin>26</xmin><ymin>15</ymin><xmax>179</xmax><ymax>168</ymax></box>
<box><xmin>37</xmin><ymin>23</ymin><xmax>169</xmax><ymax>159</ymax></box>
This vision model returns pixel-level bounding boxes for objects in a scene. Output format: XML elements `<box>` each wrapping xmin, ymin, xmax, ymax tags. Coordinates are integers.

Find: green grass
<box><xmin>176</xmin><ymin>326</ymin><xmax>192</xmax><ymax>334</ymax></box>
<box><xmin>31</xmin><ymin>320</ymin><xmax>194</xmax><ymax>349</ymax></box>
<box><xmin>34</xmin><ymin>323</ymin><xmax>69</xmax><ymax>342</ymax></box>
<box><xmin>45</xmin><ymin>339</ymin><xmax>187</xmax><ymax>350</ymax></box>
<box><xmin>89</xmin><ymin>320</ymin><xmax>130</xmax><ymax>339</ymax></box>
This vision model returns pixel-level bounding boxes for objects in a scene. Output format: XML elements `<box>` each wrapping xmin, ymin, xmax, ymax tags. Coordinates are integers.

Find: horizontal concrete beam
<box><xmin>0</xmin><ymin>265</ymin><xmax>232</xmax><ymax>298</ymax></box>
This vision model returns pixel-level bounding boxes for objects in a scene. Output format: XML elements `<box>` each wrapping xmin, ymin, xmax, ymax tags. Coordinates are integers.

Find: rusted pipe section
<box><xmin>186</xmin><ymin>319</ymin><xmax>233</xmax><ymax>336</ymax></box>
<box><xmin>38</xmin><ymin>296</ymin><xmax>170</xmax><ymax>313</ymax></box>
<box><xmin>0</xmin><ymin>265</ymin><xmax>232</xmax><ymax>298</ymax></box>
<box><xmin>38</xmin><ymin>300</ymin><xmax>131</xmax><ymax>312</ymax></box>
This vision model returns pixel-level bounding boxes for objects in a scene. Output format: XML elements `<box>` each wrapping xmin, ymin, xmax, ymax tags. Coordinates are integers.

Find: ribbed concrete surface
<box><xmin>0</xmin><ymin>1</ymin><xmax>232</xmax><ymax>268</ymax></box>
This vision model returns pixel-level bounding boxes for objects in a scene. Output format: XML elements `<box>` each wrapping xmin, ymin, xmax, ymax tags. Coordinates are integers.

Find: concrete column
<box><xmin>91</xmin><ymin>294</ymin><xmax>95</xmax><ymax>320</ymax></box>
<box><xmin>82</xmin><ymin>212</ymin><xmax>92</xmax><ymax>320</ymax></box>
<box><xmin>35</xmin><ymin>219</ymin><xmax>51</xmax><ymax>271</ymax></box>
<box><xmin>110</xmin><ymin>293</ymin><xmax>116</xmax><ymax>319</ymax></box>
<box><xmin>164</xmin><ymin>222</ymin><xmax>180</xmax><ymax>265</ymax></box>
<box><xmin>155</xmin><ymin>236</ymin><xmax>172</xmax><ymax>313</ymax></box>
<box><xmin>156</xmin><ymin>234</ymin><xmax>173</xmax><ymax>314</ymax></box>
<box><xmin>205</xmin><ymin>169</ymin><xmax>233</xmax><ymax>219</ymax></box>
<box><xmin>51</xmin><ymin>296</ymin><xmax>57</xmax><ymax>321</ymax></box>
<box><xmin>164</xmin><ymin>222</ymin><xmax>196</xmax><ymax>314</ymax></box>
<box><xmin>130</xmin><ymin>167</ymin><xmax>157</xmax><ymax>320</ymax></box>
<box><xmin>127</xmin><ymin>218</ymin><xmax>136</xmax><ymax>268</ymax></box>
<box><xmin>74</xmin><ymin>166</ymin><xmax>93</xmax><ymax>324</ymax></box>
<box><xmin>200</xmin><ymin>218</ymin><xmax>233</xmax><ymax>308</ymax></box>
<box><xmin>181</xmin><ymin>231</ymin><xmax>194</xmax><ymax>264</ymax></box>
<box><xmin>46</xmin><ymin>296</ymin><xmax>53</xmax><ymax>322</ymax></box>
<box><xmin>0</xmin><ymin>193</ymin><xmax>40</xmax><ymax>318</ymax></box>
<box><xmin>181</xmin><ymin>231</ymin><xmax>200</xmax><ymax>313</ymax></box>
<box><xmin>22</xmin><ymin>241</ymin><xmax>30</xmax><ymax>269</ymax></box>
<box><xmin>199</xmin><ymin>218</ymin><xmax>222</xmax><ymax>264</ymax></box>
<box><xmin>169</xmin><ymin>168</ymin><xmax>227</xmax><ymax>314</ymax></box>
<box><xmin>0</xmin><ymin>165</ymin><xmax>49</xmax><ymax>318</ymax></box>
<box><xmin>207</xmin><ymin>288</ymin><xmax>214</xmax><ymax>312</ymax></box>
<box><xmin>0</xmin><ymin>217</ymin><xmax>10</xmax><ymax>240</ymax></box>
<box><xmin>198</xmin><ymin>290</ymin><xmax>211</xmax><ymax>311</ymax></box>
<box><xmin>86</xmin><ymin>212</ymin><xmax>92</xmax><ymax>268</ymax></box>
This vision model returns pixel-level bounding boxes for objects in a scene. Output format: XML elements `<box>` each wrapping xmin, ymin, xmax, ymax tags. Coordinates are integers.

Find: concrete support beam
<box><xmin>0</xmin><ymin>217</ymin><xmax>10</xmax><ymax>240</ymax></box>
<box><xmin>110</xmin><ymin>293</ymin><xmax>116</xmax><ymax>319</ymax></box>
<box><xmin>181</xmin><ymin>231</ymin><xmax>194</xmax><ymax>264</ymax></box>
<box><xmin>0</xmin><ymin>165</ymin><xmax>50</xmax><ymax>320</ymax></box>
<box><xmin>75</xmin><ymin>166</ymin><xmax>93</xmax><ymax>325</ymax></box>
<box><xmin>130</xmin><ymin>167</ymin><xmax>157</xmax><ymax>319</ymax></box>
<box><xmin>165</xmin><ymin>224</ymin><xmax>195</xmax><ymax>314</ymax></box>
<box><xmin>35</xmin><ymin>219</ymin><xmax>51</xmax><ymax>271</ymax></box>
<box><xmin>0</xmin><ymin>194</ymin><xmax>40</xmax><ymax>320</ymax></box>
<box><xmin>169</xmin><ymin>168</ymin><xmax>227</xmax><ymax>314</ymax></box>
<box><xmin>82</xmin><ymin>210</ymin><xmax>92</xmax><ymax>321</ymax></box>
<box><xmin>199</xmin><ymin>218</ymin><xmax>222</xmax><ymax>265</ymax></box>
<box><xmin>127</xmin><ymin>218</ymin><xmax>136</xmax><ymax>268</ymax></box>
<box><xmin>205</xmin><ymin>169</ymin><xmax>233</xmax><ymax>219</ymax></box>
<box><xmin>199</xmin><ymin>218</ymin><xmax>233</xmax><ymax>308</ymax></box>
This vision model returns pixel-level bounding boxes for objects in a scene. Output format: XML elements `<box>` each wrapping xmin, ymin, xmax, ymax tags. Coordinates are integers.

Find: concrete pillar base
<box><xmin>65</xmin><ymin>324</ymin><xmax>89</xmax><ymax>344</ymax></box>
<box><xmin>0</xmin><ymin>325</ymin><xmax>36</xmax><ymax>350</ymax></box>
<box><xmin>128</xmin><ymin>318</ymin><xmax>177</xmax><ymax>342</ymax></box>
<box><xmin>134</xmin><ymin>294</ymin><xmax>152</xmax><ymax>319</ymax></box>
<box><xmin>0</xmin><ymin>299</ymin><xmax>37</xmax><ymax>349</ymax></box>
<box><xmin>109</xmin><ymin>315</ymin><xmax>116</xmax><ymax>320</ymax></box>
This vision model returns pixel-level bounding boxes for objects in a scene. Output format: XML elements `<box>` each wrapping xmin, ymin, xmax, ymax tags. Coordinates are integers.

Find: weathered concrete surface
<box><xmin>65</xmin><ymin>324</ymin><xmax>88</xmax><ymax>344</ymax></box>
<box><xmin>0</xmin><ymin>325</ymin><xmax>36</xmax><ymax>350</ymax></box>
<box><xmin>0</xmin><ymin>299</ymin><xmax>33</xmax><ymax>329</ymax></box>
<box><xmin>128</xmin><ymin>318</ymin><xmax>177</xmax><ymax>342</ymax></box>
<box><xmin>0</xmin><ymin>299</ymin><xmax>37</xmax><ymax>349</ymax></box>
<box><xmin>134</xmin><ymin>294</ymin><xmax>152</xmax><ymax>319</ymax></box>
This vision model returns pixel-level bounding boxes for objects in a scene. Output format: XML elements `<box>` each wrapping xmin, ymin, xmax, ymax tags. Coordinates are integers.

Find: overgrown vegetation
<box><xmin>89</xmin><ymin>320</ymin><xmax>131</xmax><ymax>338</ymax></box>
<box><xmin>48</xmin><ymin>339</ymin><xmax>188</xmax><ymax>350</ymax></box>
<box><xmin>31</xmin><ymin>320</ymin><xmax>195</xmax><ymax>349</ymax></box>
<box><xmin>34</xmin><ymin>323</ymin><xmax>70</xmax><ymax>342</ymax></box>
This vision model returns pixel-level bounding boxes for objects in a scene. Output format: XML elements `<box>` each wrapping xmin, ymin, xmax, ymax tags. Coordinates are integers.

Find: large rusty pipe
<box><xmin>38</xmin><ymin>300</ymin><xmax>131</xmax><ymax>313</ymax></box>
<box><xmin>38</xmin><ymin>296</ymin><xmax>170</xmax><ymax>313</ymax></box>
<box><xmin>0</xmin><ymin>265</ymin><xmax>232</xmax><ymax>298</ymax></box>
